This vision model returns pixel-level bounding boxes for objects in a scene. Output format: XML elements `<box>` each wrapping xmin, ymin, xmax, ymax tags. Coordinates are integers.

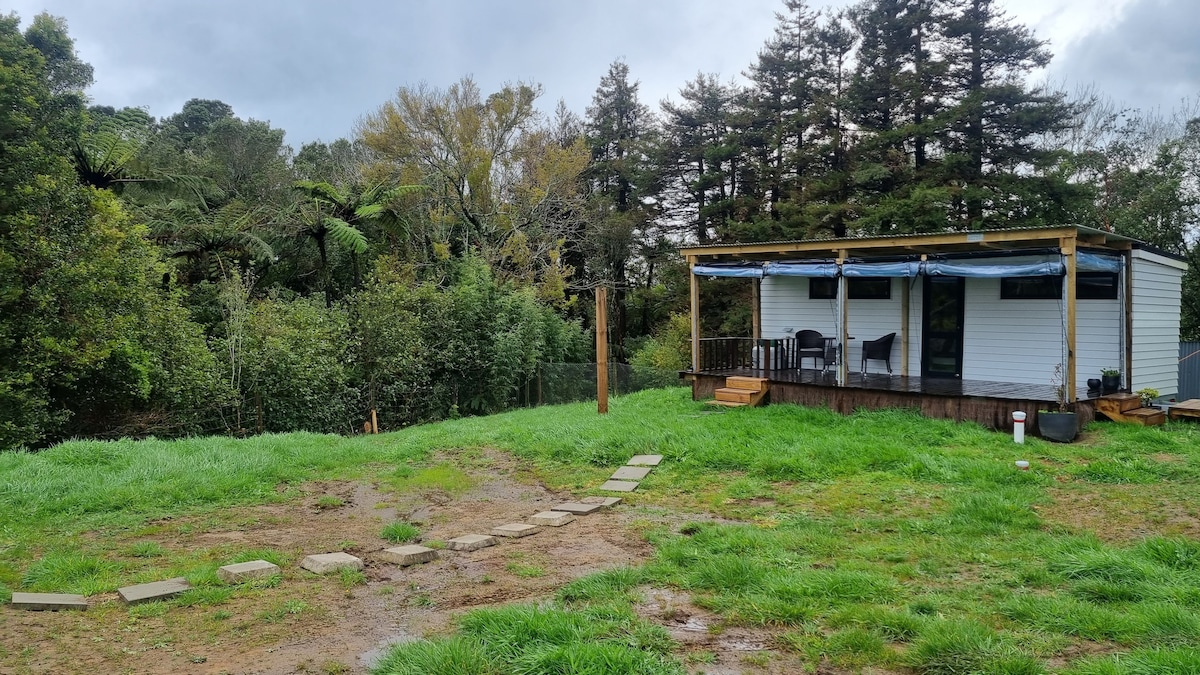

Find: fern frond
<box><xmin>322</xmin><ymin>216</ymin><xmax>369</xmax><ymax>254</ymax></box>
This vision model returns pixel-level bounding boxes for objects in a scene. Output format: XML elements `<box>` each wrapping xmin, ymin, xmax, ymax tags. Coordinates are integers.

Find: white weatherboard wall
<box><xmin>761</xmin><ymin>264</ymin><xmax>1124</xmax><ymax>386</ymax></box>
<box><xmin>1131</xmin><ymin>249</ymin><xmax>1186</xmax><ymax>396</ymax></box>
<box><xmin>959</xmin><ymin>278</ymin><xmax>1120</xmax><ymax>386</ymax></box>
<box><xmin>759</xmin><ymin>276</ymin><xmax>908</xmax><ymax>374</ymax></box>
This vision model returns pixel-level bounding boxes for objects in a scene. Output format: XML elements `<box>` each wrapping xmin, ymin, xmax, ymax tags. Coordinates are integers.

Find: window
<box><xmin>999</xmin><ymin>273</ymin><xmax>1119</xmax><ymax>300</ymax></box>
<box><xmin>808</xmin><ymin>278</ymin><xmax>891</xmax><ymax>300</ymax></box>
<box><xmin>1077</xmin><ymin>272</ymin><xmax>1119</xmax><ymax>300</ymax></box>
<box><xmin>1000</xmin><ymin>276</ymin><xmax>1062</xmax><ymax>300</ymax></box>
<box><xmin>849</xmin><ymin>278</ymin><xmax>891</xmax><ymax>300</ymax></box>
<box><xmin>809</xmin><ymin>278</ymin><xmax>836</xmax><ymax>299</ymax></box>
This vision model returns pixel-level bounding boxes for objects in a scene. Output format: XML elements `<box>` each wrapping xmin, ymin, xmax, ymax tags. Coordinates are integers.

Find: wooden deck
<box><xmin>689</xmin><ymin>368</ymin><xmax>1095</xmax><ymax>433</ymax></box>
<box><xmin>698</xmin><ymin>367</ymin><xmax>1061</xmax><ymax>401</ymax></box>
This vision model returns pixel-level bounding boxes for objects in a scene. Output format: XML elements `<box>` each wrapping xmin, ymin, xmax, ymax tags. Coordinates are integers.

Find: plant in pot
<box><xmin>1039</xmin><ymin>363</ymin><xmax>1078</xmax><ymax>442</ymax></box>
<box><xmin>1135</xmin><ymin>387</ymin><xmax>1159</xmax><ymax>408</ymax></box>
<box><xmin>1100</xmin><ymin>367</ymin><xmax>1121</xmax><ymax>394</ymax></box>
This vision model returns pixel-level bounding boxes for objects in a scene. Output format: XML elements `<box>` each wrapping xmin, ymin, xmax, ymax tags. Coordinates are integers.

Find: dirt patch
<box><xmin>0</xmin><ymin>450</ymin><xmax>652</xmax><ymax>674</ymax></box>
<box><xmin>1039</xmin><ymin>483</ymin><xmax>1200</xmax><ymax>542</ymax></box>
<box><xmin>637</xmin><ymin>588</ymin><xmax>854</xmax><ymax>675</ymax></box>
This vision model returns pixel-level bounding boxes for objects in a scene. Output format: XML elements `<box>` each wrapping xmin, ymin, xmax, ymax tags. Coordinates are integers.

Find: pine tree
<box><xmin>660</xmin><ymin>74</ymin><xmax>743</xmax><ymax>243</ymax></box>
<box><xmin>939</xmin><ymin>0</ymin><xmax>1072</xmax><ymax>228</ymax></box>
<box><xmin>848</xmin><ymin>0</ymin><xmax>953</xmax><ymax>233</ymax></box>
<box><xmin>584</xmin><ymin>61</ymin><xmax>658</xmax><ymax>357</ymax></box>
<box><xmin>739</xmin><ymin>0</ymin><xmax>820</xmax><ymax>234</ymax></box>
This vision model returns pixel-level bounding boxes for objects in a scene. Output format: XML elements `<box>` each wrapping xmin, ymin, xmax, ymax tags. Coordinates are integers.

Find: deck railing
<box><xmin>698</xmin><ymin>337</ymin><xmax>799</xmax><ymax>371</ymax></box>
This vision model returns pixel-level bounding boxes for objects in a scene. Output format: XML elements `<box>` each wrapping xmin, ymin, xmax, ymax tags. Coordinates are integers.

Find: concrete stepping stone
<box><xmin>300</xmin><ymin>552</ymin><xmax>363</xmax><ymax>574</ymax></box>
<box><xmin>600</xmin><ymin>480</ymin><xmax>639</xmax><ymax>492</ymax></box>
<box><xmin>553</xmin><ymin>502</ymin><xmax>605</xmax><ymax>515</ymax></box>
<box><xmin>218</xmin><ymin>560</ymin><xmax>281</xmax><ymax>584</ymax></box>
<box><xmin>627</xmin><ymin>455</ymin><xmax>663</xmax><ymax>466</ymax></box>
<box><xmin>9</xmin><ymin>592</ymin><xmax>88</xmax><ymax>611</ymax></box>
<box><xmin>118</xmin><ymin>577</ymin><xmax>190</xmax><ymax>605</ymax></box>
<box><xmin>491</xmin><ymin>523</ymin><xmax>541</xmax><ymax>538</ymax></box>
<box><xmin>446</xmin><ymin>534</ymin><xmax>498</xmax><ymax>552</ymax></box>
<box><xmin>580</xmin><ymin>496</ymin><xmax>622</xmax><ymax>507</ymax></box>
<box><xmin>611</xmin><ymin>466</ymin><xmax>652</xmax><ymax>480</ymax></box>
<box><xmin>380</xmin><ymin>545</ymin><xmax>438</xmax><ymax>567</ymax></box>
<box><xmin>529</xmin><ymin>511</ymin><xmax>575</xmax><ymax>527</ymax></box>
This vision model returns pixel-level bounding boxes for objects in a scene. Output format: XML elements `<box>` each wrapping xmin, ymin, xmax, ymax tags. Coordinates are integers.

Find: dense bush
<box><xmin>203</xmin><ymin>257</ymin><xmax>590</xmax><ymax>437</ymax></box>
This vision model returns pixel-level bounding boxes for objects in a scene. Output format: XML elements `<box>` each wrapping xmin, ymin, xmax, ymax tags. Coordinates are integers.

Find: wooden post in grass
<box><xmin>596</xmin><ymin>286</ymin><xmax>609</xmax><ymax>414</ymax></box>
<box><xmin>370</xmin><ymin>409</ymin><xmax>379</xmax><ymax>434</ymax></box>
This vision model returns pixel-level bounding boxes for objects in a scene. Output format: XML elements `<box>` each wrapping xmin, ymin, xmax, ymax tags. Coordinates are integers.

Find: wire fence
<box><xmin>56</xmin><ymin>362</ymin><xmax>686</xmax><ymax>445</ymax></box>
<box><xmin>534</xmin><ymin>362</ymin><xmax>687</xmax><ymax>406</ymax></box>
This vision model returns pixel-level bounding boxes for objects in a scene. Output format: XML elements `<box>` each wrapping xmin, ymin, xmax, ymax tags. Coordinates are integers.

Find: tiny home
<box><xmin>680</xmin><ymin>226</ymin><xmax>1186</xmax><ymax>431</ymax></box>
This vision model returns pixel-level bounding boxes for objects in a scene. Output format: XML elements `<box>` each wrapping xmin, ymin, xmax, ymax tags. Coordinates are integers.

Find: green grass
<box><xmin>381</xmin><ymin>522</ymin><xmax>421</xmax><ymax>544</ymax></box>
<box><xmin>373</xmin><ymin>604</ymin><xmax>682</xmax><ymax>675</ymax></box>
<box><xmin>3</xmin><ymin>388</ymin><xmax>1200</xmax><ymax>673</ymax></box>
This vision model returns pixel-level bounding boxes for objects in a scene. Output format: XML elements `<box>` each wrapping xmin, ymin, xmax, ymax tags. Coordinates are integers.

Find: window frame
<box><xmin>808</xmin><ymin>277</ymin><xmax>892</xmax><ymax>300</ymax></box>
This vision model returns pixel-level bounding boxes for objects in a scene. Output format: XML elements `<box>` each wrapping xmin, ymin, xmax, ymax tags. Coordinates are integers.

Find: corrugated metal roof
<box><xmin>678</xmin><ymin>225</ymin><xmax>1140</xmax><ymax>252</ymax></box>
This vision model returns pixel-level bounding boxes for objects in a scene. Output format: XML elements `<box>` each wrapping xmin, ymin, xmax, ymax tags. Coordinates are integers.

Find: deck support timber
<box><xmin>900</xmin><ymin>278</ymin><xmax>911</xmax><ymax>377</ymax></box>
<box><xmin>837</xmin><ymin>249</ymin><xmax>849</xmax><ymax>386</ymax></box>
<box><xmin>1062</xmin><ymin>238</ymin><xmax>1078</xmax><ymax>403</ymax></box>
<box><xmin>689</xmin><ymin>260</ymin><xmax>700</xmax><ymax>372</ymax></box>
<box><xmin>752</xmin><ymin>278</ymin><xmax>761</xmax><ymax>340</ymax></box>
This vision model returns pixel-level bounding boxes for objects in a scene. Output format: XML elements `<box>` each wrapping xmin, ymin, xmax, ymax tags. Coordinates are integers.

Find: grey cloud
<box><xmin>1052</xmin><ymin>0</ymin><xmax>1200</xmax><ymax>114</ymax></box>
<box><xmin>10</xmin><ymin>0</ymin><xmax>784</xmax><ymax>146</ymax></box>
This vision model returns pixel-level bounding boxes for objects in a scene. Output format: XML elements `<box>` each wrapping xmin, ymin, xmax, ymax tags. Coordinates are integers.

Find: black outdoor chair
<box><xmin>795</xmin><ymin>330</ymin><xmax>833</xmax><ymax>371</ymax></box>
<box><xmin>861</xmin><ymin>332</ymin><xmax>897</xmax><ymax>375</ymax></box>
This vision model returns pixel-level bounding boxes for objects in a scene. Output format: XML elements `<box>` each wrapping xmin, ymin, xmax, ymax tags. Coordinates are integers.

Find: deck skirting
<box><xmin>690</xmin><ymin>371</ymin><xmax>1095</xmax><ymax>434</ymax></box>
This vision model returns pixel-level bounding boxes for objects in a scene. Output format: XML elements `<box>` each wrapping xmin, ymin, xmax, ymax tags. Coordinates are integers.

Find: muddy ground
<box><xmin>1</xmin><ymin>451</ymin><xmax>799</xmax><ymax>675</ymax></box>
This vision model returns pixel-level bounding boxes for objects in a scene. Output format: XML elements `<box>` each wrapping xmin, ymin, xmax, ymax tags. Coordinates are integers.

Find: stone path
<box><xmin>118</xmin><ymin>578</ymin><xmax>190</xmax><ymax>605</ymax></box>
<box><xmin>7</xmin><ymin>453</ymin><xmax>668</xmax><ymax>614</ymax></box>
<box><xmin>218</xmin><ymin>560</ymin><xmax>280</xmax><ymax>584</ymax></box>
<box><xmin>10</xmin><ymin>593</ymin><xmax>87</xmax><ymax>611</ymax></box>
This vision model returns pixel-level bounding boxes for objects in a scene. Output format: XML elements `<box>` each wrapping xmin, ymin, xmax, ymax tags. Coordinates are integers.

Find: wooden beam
<box><xmin>596</xmin><ymin>286</ymin><xmax>608</xmax><ymax>414</ymax></box>
<box><xmin>838</xmin><ymin>249</ymin><xmax>849</xmax><ymax>386</ymax></box>
<box><xmin>689</xmin><ymin>264</ymin><xmax>700</xmax><ymax>372</ymax></box>
<box><xmin>901</xmin><ymin>278</ymin><xmax>911</xmax><ymax>377</ymax></box>
<box><xmin>751</xmin><ymin>278</ymin><xmax>761</xmax><ymax>340</ymax></box>
<box><xmin>679</xmin><ymin>226</ymin><xmax>1081</xmax><ymax>259</ymax></box>
<box><xmin>1124</xmin><ymin>249</ymin><xmax>1134</xmax><ymax>389</ymax></box>
<box><xmin>1063</xmin><ymin>238</ymin><xmax>1078</xmax><ymax>402</ymax></box>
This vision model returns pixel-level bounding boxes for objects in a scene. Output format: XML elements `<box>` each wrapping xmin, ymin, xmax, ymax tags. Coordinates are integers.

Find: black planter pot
<box><xmin>1101</xmin><ymin>374</ymin><xmax>1120</xmax><ymax>394</ymax></box>
<box><xmin>1039</xmin><ymin>411</ymin><xmax>1078</xmax><ymax>443</ymax></box>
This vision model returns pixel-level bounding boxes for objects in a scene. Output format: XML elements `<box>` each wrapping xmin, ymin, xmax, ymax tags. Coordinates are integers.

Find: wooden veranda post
<box><xmin>900</xmin><ymin>278</ymin><xmax>911</xmax><ymax>377</ymax></box>
<box><xmin>837</xmin><ymin>249</ymin><xmax>849</xmax><ymax>386</ymax></box>
<box><xmin>689</xmin><ymin>261</ymin><xmax>700</xmax><ymax>371</ymax></box>
<box><xmin>1063</xmin><ymin>237</ymin><xmax>1078</xmax><ymax>402</ymax></box>
<box><xmin>596</xmin><ymin>286</ymin><xmax>609</xmax><ymax>414</ymax></box>
<box><xmin>752</xmin><ymin>278</ymin><xmax>761</xmax><ymax>340</ymax></box>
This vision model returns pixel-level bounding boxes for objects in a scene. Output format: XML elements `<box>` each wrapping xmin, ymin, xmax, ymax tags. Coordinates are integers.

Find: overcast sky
<box><xmin>7</xmin><ymin>0</ymin><xmax>1197</xmax><ymax>147</ymax></box>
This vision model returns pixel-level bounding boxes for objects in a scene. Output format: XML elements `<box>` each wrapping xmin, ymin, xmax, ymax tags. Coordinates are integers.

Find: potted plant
<box><xmin>1039</xmin><ymin>364</ymin><xmax>1078</xmax><ymax>442</ymax></box>
<box><xmin>1100</xmin><ymin>367</ymin><xmax>1121</xmax><ymax>394</ymax></box>
<box><xmin>1135</xmin><ymin>387</ymin><xmax>1159</xmax><ymax>408</ymax></box>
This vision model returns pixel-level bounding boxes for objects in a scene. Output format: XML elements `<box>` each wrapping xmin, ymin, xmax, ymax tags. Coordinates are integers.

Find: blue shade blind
<box><xmin>764</xmin><ymin>261</ymin><xmax>839</xmax><ymax>277</ymax></box>
<box><xmin>691</xmin><ymin>264</ymin><xmax>764</xmax><ymax>278</ymax></box>
<box><xmin>842</xmin><ymin>261</ymin><xmax>922</xmax><ymax>278</ymax></box>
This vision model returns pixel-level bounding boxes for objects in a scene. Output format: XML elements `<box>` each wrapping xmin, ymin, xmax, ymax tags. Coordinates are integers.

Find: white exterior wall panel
<box><xmin>761</xmin><ymin>263</ymin><xmax>1126</xmax><ymax>388</ymax></box>
<box><xmin>1131</xmin><ymin>250</ymin><xmax>1186</xmax><ymax>396</ymax></box>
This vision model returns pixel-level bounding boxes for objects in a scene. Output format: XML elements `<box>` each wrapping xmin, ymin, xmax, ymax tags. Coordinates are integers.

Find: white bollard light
<box><xmin>1012</xmin><ymin>411</ymin><xmax>1026</xmax><ymax>444</ymax></box>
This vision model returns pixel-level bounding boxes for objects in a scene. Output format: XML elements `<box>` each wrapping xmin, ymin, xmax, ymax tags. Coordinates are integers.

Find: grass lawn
<box><xmin>2</xmin><ymin>388</ymin><xmax>1200</xmax><ymax>673</ymax></box>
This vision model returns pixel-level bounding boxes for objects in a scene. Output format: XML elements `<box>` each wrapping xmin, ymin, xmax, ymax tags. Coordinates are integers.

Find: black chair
<box><xmin>861</xmin><ymin>332</ymin><xmax>897</xmax><ymax>375</ymax></box>
<box><xmin>795</xmin><ymin>330</ymin><xmax>830</xmax><ymax>371</ymax></box>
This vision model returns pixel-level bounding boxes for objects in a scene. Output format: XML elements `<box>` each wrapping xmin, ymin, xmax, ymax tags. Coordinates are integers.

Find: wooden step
<box><xmin>1125</xmin><ymin>407</ymin><xmax>1166</xmax><ymax>426</ymax></box>
<box><xmin>1168</xmin><ymin>399</ymin><xmax>1200</xmax><ymax>421</ymax></box>
<box><xmin>725</xmin><ymin>376</ymin><xmax>769</xmax><ymax>392</ymax></box>
<box><xmin>1097</xmin><ymin>393</ymin><xmax>1141</xmax><ymax>415</ymax></box>
<box><xmin>715</xmin><ymin>387</ymin><xmax>754</xmax><ymax>404</ymax></box>
<box><xmin>707</xmin><ymin>399</ymin><xmax>748</xmax><ymax>408</ymax></box>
